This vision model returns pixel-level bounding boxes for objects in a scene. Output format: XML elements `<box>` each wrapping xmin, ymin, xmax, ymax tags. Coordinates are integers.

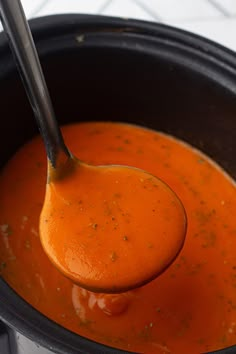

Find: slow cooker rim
<box><xmin>0</xmin><ymin>13</ymin><xmax>236</xmax><ymax>354</ymax></box>
<box><xmin>1</xmin><ymin>14</ymin><xmax>236</xmax><ymax>95</ymax></box>
<box><xmin>17</xmin><ymin>14</ymin><xmax>236</xmax><ymax>64</ymax></box>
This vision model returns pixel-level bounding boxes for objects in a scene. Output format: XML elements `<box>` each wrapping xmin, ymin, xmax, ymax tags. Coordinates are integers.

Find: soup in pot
<box><xmin>0</xmin><ymin>121</ymin><xmax>236</xmax><ymax>354</ymax></box>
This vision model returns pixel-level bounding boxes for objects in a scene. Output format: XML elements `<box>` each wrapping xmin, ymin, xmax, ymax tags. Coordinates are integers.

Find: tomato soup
<box><xmin>0</xmin><ymin>121</ymin><xmax>236</xmax><ymax>354</ymax></box>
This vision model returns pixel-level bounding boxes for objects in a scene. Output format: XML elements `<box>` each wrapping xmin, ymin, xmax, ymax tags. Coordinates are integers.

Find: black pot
<box><xmin>0</xmin><ymin>14</ymin><xmax>236</xmax><ymax>354</ymax></box>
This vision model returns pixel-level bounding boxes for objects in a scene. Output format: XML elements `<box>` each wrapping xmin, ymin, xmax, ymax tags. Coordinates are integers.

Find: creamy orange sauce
<box><xmin>40</xmin><ymin>157</ymin><xmax>186</xmax><ymax>293</ymax></box>
<box><xmin>0</xmin><ymin>121</ymin><xmax>236</xmax><ymax>353</ymax></box>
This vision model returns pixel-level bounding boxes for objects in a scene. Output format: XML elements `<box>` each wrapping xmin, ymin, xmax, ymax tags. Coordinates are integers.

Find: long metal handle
<box><xmin>0</xmin><ymin>0</ymin><xmax>70</xmax><ymax>167</ymax></box>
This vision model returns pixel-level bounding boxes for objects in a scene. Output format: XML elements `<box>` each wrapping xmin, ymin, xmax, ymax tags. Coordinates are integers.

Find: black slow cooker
<box><xmin>0</xmin><ymin>14</ymin><xmax>236</xmax><ymax>354</ymax></box>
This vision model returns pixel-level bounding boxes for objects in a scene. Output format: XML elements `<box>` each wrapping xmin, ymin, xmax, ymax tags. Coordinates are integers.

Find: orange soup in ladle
<box><xmin>0</xmin><ymin>0</ymin><xmax>187</xmax><ymax>293</ymax></box>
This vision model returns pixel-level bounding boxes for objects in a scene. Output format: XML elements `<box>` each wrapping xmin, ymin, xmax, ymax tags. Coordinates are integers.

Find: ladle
<box><xmin>0</xmin><ymin>0</ymin><xmax>187</xmax><ymax>293</ymax></box>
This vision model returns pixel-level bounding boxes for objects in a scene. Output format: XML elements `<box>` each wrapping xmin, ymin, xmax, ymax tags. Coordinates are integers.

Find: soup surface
<box><xmin>0</xmin><ymin>121</ymin><xmax>236</xmax><ymax>354</ymax></box>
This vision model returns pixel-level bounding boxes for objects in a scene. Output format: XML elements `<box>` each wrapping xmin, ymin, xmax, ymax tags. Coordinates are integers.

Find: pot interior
<box><xmin>1</xmin><ymin>24</ymin><xmax>236</xmax><ymax>177</ymax></box>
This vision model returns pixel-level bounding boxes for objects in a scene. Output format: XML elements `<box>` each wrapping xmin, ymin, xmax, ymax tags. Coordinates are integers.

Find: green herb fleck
<box><xmin>0</xmin><ymin>261</ymin><xmax>6</xmax><ymax>271</ymax></box>
<box><xmin>113</xmin><ymin>193</ymin><xmax>121</xmax><ymax>198</ymax></box>
<box><xmin>124</xmin><ymin>139</ymin><xmax>131</xmax><ymax>144</ymax></box>
<box><xmin>92</xmin><ymin>223</ymin><xmax>98</xmax><ymax>230</ymax></box>
<box><xmin>79</xmin><ymin>318</ymin><xmax>93</xmax><ymax>328</ymax></box>
<box><xmin>198</xmin><ymin>158</ymin><xmax>205</xmax><ymax>164</ymax></box>
<box><xmin>110</xmin><ymin>251</ymin><xmax>118</xmax><ymax>262</ymax></box>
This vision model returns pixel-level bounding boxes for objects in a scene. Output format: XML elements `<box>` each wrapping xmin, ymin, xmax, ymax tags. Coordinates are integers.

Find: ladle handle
<box><xmin>0</xmin><ymin>0</ymin><xmax>70</xmax><ymax>167</ymax></box>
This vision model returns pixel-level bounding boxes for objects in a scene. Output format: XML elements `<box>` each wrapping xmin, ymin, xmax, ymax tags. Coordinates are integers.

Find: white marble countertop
<box><xmin>1</xmin><ymin>0</ymin><xmax>236</xmax><ymax>52</ymax></box>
